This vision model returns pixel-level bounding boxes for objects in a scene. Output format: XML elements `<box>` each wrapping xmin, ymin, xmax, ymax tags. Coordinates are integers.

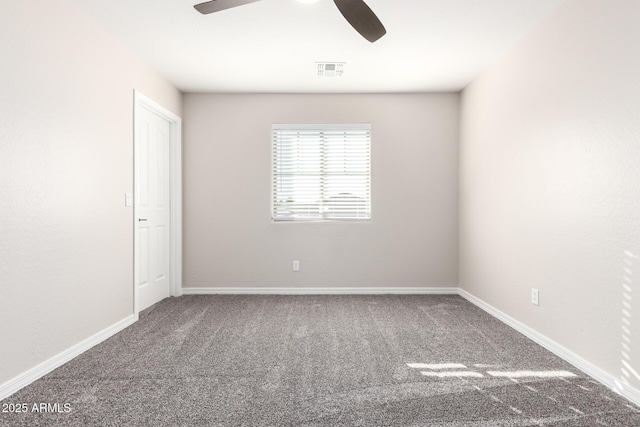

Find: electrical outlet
<box><xmin>293</xmin><ymin>260</ymin><xmax>300</xmax><ymax>272</ymax></box>
<box><xmin>531</xmin><ymin>288</ymin><xmax>539</xmax><ymax>306</ymax></box>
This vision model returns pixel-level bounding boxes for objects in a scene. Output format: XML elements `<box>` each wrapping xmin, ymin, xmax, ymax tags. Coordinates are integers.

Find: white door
<box><xmin>136</xmin><ymin>105</ymin><xmax>171</xmax><ymax>311</ymax></box>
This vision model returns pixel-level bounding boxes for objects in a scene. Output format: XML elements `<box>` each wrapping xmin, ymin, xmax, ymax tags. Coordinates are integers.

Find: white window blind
<box><xmin>272</xmin><ymin>124</ymin><xmax>371</xmax><ymax>221</ymax></box>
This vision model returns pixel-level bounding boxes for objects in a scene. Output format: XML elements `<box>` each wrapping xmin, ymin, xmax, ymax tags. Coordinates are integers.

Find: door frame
<box><xmin>133</xmin><ymin>90</ymin><xmax>183</xmax><ymax>319</ymax></box>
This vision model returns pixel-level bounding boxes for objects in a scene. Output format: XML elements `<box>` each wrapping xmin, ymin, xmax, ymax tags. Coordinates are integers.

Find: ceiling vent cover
<box><xmin>317</xmin><ymin>62</ymin><xmax>345</xmax><ymax>77</ymax></box>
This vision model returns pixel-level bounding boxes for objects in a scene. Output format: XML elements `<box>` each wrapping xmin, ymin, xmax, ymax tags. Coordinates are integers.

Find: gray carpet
<box><xmin>1</xmin><ymin>295</ymin><xmax>638</xmax><ymax>426</ymax></box>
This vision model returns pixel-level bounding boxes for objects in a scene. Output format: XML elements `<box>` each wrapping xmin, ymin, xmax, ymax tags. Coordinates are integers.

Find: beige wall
<box><xmin>460</xmin><ymin>0</ymin><xmax>640</xmax><ymax>392</ymax></box>
<box><xmin>183</xmin><ymin>93</ymin><xmax>459</xmax><ymax>289</ymax></box>
<box><xmin>0</xmin><ymin>0</ymin><xmax>181</xmax><ymax>385</ymax></box>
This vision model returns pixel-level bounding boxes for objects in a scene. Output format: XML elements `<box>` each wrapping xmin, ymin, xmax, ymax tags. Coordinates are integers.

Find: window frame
<box><xmin>271</xmin><ymin>123</ymin><xmax>372</xmax><ymax>223</ymax></box>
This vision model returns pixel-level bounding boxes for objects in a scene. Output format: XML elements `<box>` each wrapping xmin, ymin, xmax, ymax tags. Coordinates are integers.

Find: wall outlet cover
<box><xmin>531</xmin><ymin>288</ymin><xmax>539</xmax><ymax>306</ymax></box>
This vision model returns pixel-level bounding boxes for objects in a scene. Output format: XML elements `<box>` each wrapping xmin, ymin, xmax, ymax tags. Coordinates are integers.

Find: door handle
<box><xmin>138</xmin><ymin>218</ymin><xmax>148</xmax><ymax>222</ymax></box>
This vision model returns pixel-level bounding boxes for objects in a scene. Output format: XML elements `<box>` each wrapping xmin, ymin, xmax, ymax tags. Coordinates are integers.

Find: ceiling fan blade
<box><xmin>333</xmin><ymin>0</ymin><xmax>386</xmax><ymax>43</ymax></box>
<box><xmin>194</xmin><ymin>0</ymin><xmax>262</xmax><ymax>15</ymax></box>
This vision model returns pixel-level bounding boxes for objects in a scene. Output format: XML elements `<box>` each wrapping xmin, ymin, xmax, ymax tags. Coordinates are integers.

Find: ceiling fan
<box><xmin>194</xmin><ymin>0</ymin><xmax>386</xmax><ymax>43</ymax></box>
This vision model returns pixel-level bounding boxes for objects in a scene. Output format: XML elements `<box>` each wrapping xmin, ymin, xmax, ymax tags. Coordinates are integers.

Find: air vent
<box><xmin>317</xmin><ymin>62</ymin><xmax>345</xmax><ymax>77</ymax></box>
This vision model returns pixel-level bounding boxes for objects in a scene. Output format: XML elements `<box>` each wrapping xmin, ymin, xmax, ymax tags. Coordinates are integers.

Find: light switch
<box><xmin>125</xmin><ymin>193</ymin><xmax>133</xmax><ymax>207</ymax></box>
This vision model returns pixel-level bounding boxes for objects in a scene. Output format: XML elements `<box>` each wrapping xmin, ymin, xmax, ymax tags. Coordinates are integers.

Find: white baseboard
<box><xmin>458</xmin><ymin>289</ymin><xmax>640</xmax><ymax>407</ymax></box>
<box><xmin>0</xmin><ymin>315</ymin><xmax>136</xmax><ymax>401</ymax></box>
<box><xmin>182</xmin><ymin>286</ymin><xmax>459</xmax><ymax>295</ymax></box>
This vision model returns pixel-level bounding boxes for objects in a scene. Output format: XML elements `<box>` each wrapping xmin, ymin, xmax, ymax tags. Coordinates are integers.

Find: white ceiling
<box><xmin>71</xmin><ymin>0</ymin><xmax>565</xmax><ymax>93</ymax></box>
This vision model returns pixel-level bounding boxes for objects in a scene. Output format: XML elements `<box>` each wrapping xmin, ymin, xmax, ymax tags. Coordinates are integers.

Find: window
<box><xmin>272</xmin><ymin>124</ymin><xmax>371</xmax><ymax>221</ymax></box>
